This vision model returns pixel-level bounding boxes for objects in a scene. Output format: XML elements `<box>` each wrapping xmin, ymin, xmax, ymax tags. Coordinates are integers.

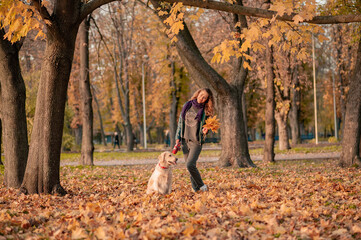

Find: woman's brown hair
<box><xmin>190</xmin><ymin>88</ymin><xmax>214</xmax><ymax>116</ymax></box>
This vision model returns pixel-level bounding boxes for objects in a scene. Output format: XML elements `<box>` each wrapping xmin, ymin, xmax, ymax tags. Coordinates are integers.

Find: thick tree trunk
<box><xmin>0</xmin><ymin>30</ymin><xmax>28</xmax><ymax>188</ymax></box>
<box><xmin>79</xmin><ymin>18</ymin><xmax>94</xmax><ymax>166</ymax></box>
<box><xmin>20</xmin><ymin>24</ymin><xmax>79</xmax><ymax>195</ymax></box>
<box><xmin>289</xmin><ymin>69</ymin><xmax>301</xmax><ymax>145</ymax></box>
<box><xmin>275</xmin><ymin>112</ymin><xmax>290</xmax><ymax>150</ymax></box>
<box><xmin>340</xmin><ymin>37</ymin><xmax>361</xmax><ymax>167</ymax></box>
<box><xmin>169</xmin><ymin>61</ymin><xmax>179</xmax><ymax>148</ymax></box>
<box><xmin>263</xmin><ymin>45</ymin><xmax>276</xmax><ymax>163</ymax></box>
<box><xmin>218</xmin><ymin>92</ymin><xmax>255</xmax><ymax>167</ymax></box>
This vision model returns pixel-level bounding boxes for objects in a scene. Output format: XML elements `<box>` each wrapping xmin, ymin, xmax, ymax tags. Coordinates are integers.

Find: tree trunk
<box><xmin>275</xmin><ymin>112</ymin><xmax>290</xmax><ymax>150</ymax></box>
<box><xmin>0</xmin><ymin>119</ymin><xmax>3</xmax><ymax>165</ymax></box>
<box><xmin>74</xmin><ymin>126</ymin><xmax>82</xmax><ymax>145</ymax></box>
<box><xmin>335</xmin><ymin>25</ymin><xmax>347</xmax><ymax>139</ymax></box>
<box><xmin>339</xmin><ymin>36</ymin><xmax>361</xmax><ymax>167</ymax></box>
<box><xmin>125</xmin><ymin>123</ymin><xmax>134</xmax><ymax>152</ymax></box>
<box><xmin>0</xmin><ymin>30</ymin><xmax>28</xmax><ymax>188</ymax></box>
<box><xmin>79</xmin><ymin>18</ymin><xmax>94</xmax><ymax>166</ymax></box>
<box><xmin>157</xmin><ymin>126</ymin><xmax>165</xmax><ymax>145</ymax></box>
<box><xmin>218</xmin><ymin>92</ymin><xmax>255</xmax><ymax>167</ymax></box>
<box><xmin>138</xmin><ymin>123</ymin><xmax>144</xmax><ymax>148</ymax></box>
<box><xmin>263</xmin><ymin>45</ymin><xmax>276</xmax><ymax>163</ymax></box>
<box><xmin>92</xmin><ymin>88</ymin><xmax>107</xmax><ymax>146</ymax></box>
<box><xmin>242</xmin><ymin>91</ymin><xmax>248</xmax><ymax>139</ymax></box>
<box><xmin>289</xmin><ymin>68</ymin><xmax>301</xmax><ymax>145</ymax></box>
<box><xmin>169</xmin><ymin>61</ymin><xmax>179</xmax><ymax>148</ymax></box>
<box><xmin>20</xmin><ymin>23</ymin><xmax>79</xmax><ymax>195</ymax></box>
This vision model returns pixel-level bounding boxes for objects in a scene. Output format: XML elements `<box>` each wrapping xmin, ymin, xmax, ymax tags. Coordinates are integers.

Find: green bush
<box><xmin>62</xmin><ymin>133</ymin><xmax>75</xmax><ymax>151</ymax></box>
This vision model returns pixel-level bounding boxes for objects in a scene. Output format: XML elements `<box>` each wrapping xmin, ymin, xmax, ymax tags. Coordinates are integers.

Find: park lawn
<box><xmin>0</xmin><ymin>159</ymin><xmax>360</xmax><ymax>239</ymax></box>
<box><xmin>60</xmin><ymin>144</ymin><xmax>342</xmax><ymax>162</ymax></box>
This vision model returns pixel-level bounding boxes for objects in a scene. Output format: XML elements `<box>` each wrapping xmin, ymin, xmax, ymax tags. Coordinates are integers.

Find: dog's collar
<box><xmin>158</xmin><ymin>163</ymin><xmax>169</xmax><ymax>169</ymax></box>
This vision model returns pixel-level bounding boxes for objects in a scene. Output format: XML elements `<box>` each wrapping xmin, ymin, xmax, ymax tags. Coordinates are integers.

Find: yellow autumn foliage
<box><xmin>203</xmin><ymin>115</ymin><xmax>220</xmax><ymax>133</ymax></box>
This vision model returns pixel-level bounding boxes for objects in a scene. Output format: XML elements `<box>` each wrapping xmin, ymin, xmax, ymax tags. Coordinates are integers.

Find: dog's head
<box><xmin>158</xmin><ymin>151</ymin><xmax>178</xmax><ymax>168</ymax></box>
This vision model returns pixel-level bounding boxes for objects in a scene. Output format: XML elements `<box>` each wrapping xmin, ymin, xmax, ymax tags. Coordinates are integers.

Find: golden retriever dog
<box><xmin>146</xmin><ymin>151</ymin><xmax>178</xmax><ymax>194</ymax></box>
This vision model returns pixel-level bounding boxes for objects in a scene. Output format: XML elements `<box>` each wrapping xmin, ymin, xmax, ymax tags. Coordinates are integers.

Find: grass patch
<box><xmin>249</xmin><ymin>144</ymin><xmax>342</xmax><ymax>155</ymax></box>
<box><xmin>60</xmin><ymin>144</ymin><xmax>341</xmax><ymax>162</ymax></box>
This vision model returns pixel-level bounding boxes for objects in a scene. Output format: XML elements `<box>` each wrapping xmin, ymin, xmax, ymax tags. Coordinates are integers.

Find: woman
<box><xmin>175</xmin><ymin>88</ymin><xmax>214</xmax><ymax>192</ymax></box>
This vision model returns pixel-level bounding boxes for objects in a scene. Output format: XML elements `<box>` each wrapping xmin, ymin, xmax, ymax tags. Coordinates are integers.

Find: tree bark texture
<box><xmin>0</xmin><ymin>119</ymin><xmax>2</xmax><ymax>165</ymax></box>
<box><xmin>20</xmin><ymin>3</ymin><xmax>83</xmax><ymax>194</ymax></box>
<box><xmin>74</xmin><ymin>126</ymin><xmax>82</xmax><ymax>145</ymax></box>
<box><xmin>335</xmin><ymin>25</ymin><xmax>347</xmax><ymax>139</ymax></box>
<box><xmin>289</xmin><ymin>67</ymin><xmax>301</xmax><ymax>145</ymax></box>
<box><xmin>79</xmin><ymin>18</ymin><xmax>94</xmax><ymax>166</ymax></box>
<box><xmin>0</xmin><ymin>30</ymin><xmax>28</xmax><ymax>188</ymax></box>
<box><xmin>18</xmin><ymin>0</ymin><xmax>123</xmax><ymax>194</ymax></box>
<box><xmin>218</xmin><ymin>92</ymin><xmax>255</xmax><ymax>167</ymax></box>
<box><xmin>340</xmin><ymin>36</ymin><xmax>361</xmax><ymax>167</ymax></box>
<box><xmin>263</xmin><ymin>45</ymin><xmax>276</xmax><ymax>163</ymax></box>
<box><xmin>275</xmin><ymin>80</ymin><xmax>291</xmax><ymax>150</ymax></box>
<box><xmin>169</xmin><ymin>61</ymin><xmax>179</xmax><ymax>148</ymax></box>
<box><xmin>275</xmin><ymin>112</ymin><xmax>290</xmax><ymax>150</ymax></box>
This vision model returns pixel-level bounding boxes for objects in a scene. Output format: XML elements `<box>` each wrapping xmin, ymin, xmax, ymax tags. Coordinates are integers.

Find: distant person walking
<box><xmin>175</xmin><ymin>88</ymin><xmax>214</xmax><ymax>192</ymax></box>
<box><xmin>113</xmin><ymin>132</ymin><xmax>120</xmax><ymax>149</ymax></box>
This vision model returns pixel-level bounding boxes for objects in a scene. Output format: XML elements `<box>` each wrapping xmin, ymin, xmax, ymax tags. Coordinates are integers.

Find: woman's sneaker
<box><xmin>199</xmin><ymin>185</ymin><xmax>208</xmax><ymax>192</ymax></box>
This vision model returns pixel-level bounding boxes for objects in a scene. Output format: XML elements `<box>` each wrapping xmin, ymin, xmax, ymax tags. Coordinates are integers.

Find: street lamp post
<box><xmin>142</xmin><ymin>55</ymin><xmax>148</xmax><ymax>149</ymax></box>
<box><xmin>332</xmin><ymin>71</ymin><xmax>338</xmax><ymax>140</ymax></box>
<box><xmin>312</xmin><ymin>34</ymin><xmax>319</xmax><ymax>144</ymax></box>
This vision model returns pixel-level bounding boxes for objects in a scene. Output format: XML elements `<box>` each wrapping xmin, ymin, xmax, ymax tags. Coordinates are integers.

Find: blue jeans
<box><xmin>182</xmin><ymin>139</ymin><xmax>204</xmax><ymax>191</ymax></box>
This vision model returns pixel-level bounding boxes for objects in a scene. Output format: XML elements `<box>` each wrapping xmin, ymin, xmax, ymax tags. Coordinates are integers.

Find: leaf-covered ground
<box><xmin>1</xmin><ymin>159</ymin><xmax>361</xmax><ymax>239</ymax></box>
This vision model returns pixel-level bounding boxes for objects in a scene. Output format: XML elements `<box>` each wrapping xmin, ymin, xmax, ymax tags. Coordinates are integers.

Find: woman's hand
<box><xmin>202</xmin><ymin>128</ymin><xmax>209</xmax><ymax>135</ymax></box>
<box><xmin>175</xmin><ymin>139</ymin><xmax>180</xmax><ymax>145</ymax></box>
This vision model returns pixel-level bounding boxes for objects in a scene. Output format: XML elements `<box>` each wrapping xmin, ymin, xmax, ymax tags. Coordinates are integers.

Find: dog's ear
<box><xmin>158</xmin><ymin>152</ymin><xmax>166</xmax><ymax>163</ymax></box>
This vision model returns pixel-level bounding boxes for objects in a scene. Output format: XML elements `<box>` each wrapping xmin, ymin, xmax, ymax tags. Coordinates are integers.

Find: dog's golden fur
<box><xmin>146</xmin><ymin>151</ymin><xmax>178</xmax><ymax>194</ymax></box>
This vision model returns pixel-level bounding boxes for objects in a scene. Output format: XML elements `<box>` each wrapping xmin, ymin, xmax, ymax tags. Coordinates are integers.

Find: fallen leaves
<box><xmin>0</xmin><ymin>159</ymin><xmax>360</xmax><ymax>239</ymax></box>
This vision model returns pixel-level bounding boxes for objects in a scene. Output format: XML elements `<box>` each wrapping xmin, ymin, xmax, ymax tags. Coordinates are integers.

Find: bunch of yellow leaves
<box><xmin>203</xmin><ymin>115</ymin><xmax>220</xmax><ymax>133</ymax></box>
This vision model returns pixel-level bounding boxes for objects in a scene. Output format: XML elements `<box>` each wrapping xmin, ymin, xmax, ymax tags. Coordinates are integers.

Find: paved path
<box><xmin>61</xmin><ymin>152</ymin><xmax>340</xmax><ymax>166</ymax></box>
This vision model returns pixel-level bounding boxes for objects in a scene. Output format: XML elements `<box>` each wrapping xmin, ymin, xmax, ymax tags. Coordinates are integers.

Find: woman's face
<box><xmin>197</xmin><ymin>90</ymin><xmax>209</xmax><ymax>104</ymax></box>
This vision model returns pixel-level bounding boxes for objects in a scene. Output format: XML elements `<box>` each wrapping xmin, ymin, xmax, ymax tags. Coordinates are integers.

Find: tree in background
<box><xmin>1</xmin><ymin>0</ymin><xmax>122</xmax><ymax>195</ymax></box>
<box><xmin>0</xmin><ymin>1</ymin><xmax>36</xmax><ymax>188</ymax></box>
<box><xmin>79</xmin><ymin>17</ymin><xmax>94</xmax><ymax>165</ymax></box>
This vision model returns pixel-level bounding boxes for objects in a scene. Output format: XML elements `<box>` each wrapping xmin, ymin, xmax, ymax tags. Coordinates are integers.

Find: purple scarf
<box><xmin>181</xmin><ymin>99</ymin><xmax>205</xmax><ymax>122</ymax></box>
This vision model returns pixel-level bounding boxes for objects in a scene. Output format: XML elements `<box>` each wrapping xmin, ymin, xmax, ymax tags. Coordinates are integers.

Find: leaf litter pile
<box><xmin>1</xmin><ymin>159</ymin><xmax>361</xmax><ymax>239</ymax></box>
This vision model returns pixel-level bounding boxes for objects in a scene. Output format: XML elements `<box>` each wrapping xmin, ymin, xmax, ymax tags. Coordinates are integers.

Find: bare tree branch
<box><xmin>30</xmin><ymin>0</ymin><xmax>52</xmax><ymax>22</ymax></box>
<box><xmin>159</xmin><ymin>0</ymin><xmax>361</xmax><ymax>24</ymax></box>
<box><xmin>80</xmin><ymin>0</ymin><xmax>121</xmax><ymax>21</ymax></box>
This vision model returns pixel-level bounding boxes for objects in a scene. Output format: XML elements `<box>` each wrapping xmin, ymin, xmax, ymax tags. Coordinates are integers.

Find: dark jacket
<box><xmin>175</xmin><ymin>104</ymin><xmax>208</xmax><ymax>144</ymax></box>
